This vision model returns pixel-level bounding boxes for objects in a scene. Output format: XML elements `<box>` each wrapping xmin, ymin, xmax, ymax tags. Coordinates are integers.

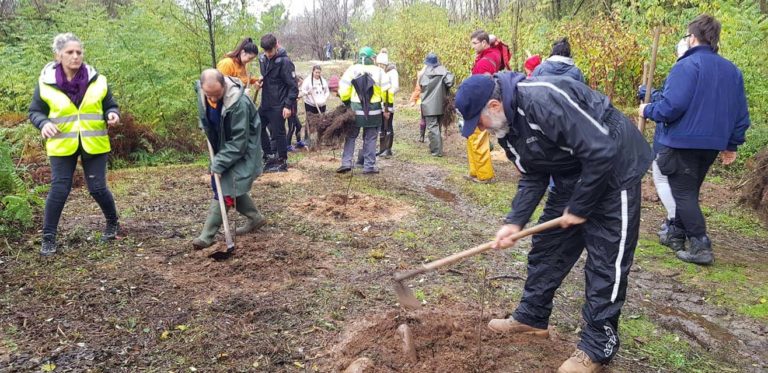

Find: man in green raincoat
<box><xmin>192</xmin><ymin>69</ymin><xmax>265</xmax><ymax>249</ymax></box>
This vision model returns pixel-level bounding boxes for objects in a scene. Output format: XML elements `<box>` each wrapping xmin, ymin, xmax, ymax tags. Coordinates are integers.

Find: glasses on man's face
<box><xmin>683</xmin><ymin>33</ymin><xmax>692</xmax><ymax>39</ymax></box>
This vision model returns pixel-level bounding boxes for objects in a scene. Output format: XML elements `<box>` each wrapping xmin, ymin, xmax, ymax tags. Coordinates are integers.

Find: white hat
<box><xmin>376</xmin><ymin>52</ymin><xmax>389</xmax><ymax>65</ymax></box>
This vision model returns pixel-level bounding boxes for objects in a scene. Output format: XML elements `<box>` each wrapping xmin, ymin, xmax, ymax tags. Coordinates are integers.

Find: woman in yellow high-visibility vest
<box><xmin>28</xmin><ymin>33</ymin><xmax>121</xmax><ymax>257</ymax></box>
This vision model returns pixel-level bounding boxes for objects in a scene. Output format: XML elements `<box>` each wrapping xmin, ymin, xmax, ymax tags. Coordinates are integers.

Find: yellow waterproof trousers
<box><xmin>466</xmin><ymin>127</ymin><xmax>495</xmax><ymax>181</ymax></box>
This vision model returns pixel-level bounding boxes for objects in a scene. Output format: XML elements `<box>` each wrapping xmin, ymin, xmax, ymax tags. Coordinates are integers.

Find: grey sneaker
<box><xmin>40</xmin><ymin>234</ymin><xmax>57</xmax><ymax>257</ymax></box>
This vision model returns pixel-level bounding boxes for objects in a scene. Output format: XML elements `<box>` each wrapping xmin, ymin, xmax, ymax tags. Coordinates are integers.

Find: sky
<box><xmin>279</xmin><ymin>0</ymin><xmax>374</xmax><ymax>18</ymax></box>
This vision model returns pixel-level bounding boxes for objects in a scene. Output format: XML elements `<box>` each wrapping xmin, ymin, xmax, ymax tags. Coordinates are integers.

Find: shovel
<box><xmin>205</xmin><ymin>139</ymin><xmax>236</xmax><ymax>261</ymax></box>
<box><xmin>393</xmin><ymin>217</ymin><xmax>565</xmax><ymax>310</ymax></box>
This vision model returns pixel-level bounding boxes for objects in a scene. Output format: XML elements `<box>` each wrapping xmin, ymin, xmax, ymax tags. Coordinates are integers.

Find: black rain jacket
<box><xmin>258</xmin><ymin>48</ymin><xmax>298</xmax><ymax>111</ymax></box>
<box><xmin>495</xmin><ymin>72</ymin><xmax>651</xmax><ymax>226</ymax></box>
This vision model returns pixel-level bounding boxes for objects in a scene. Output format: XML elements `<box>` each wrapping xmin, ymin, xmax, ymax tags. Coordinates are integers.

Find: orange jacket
<box><xmin>216</xmin><ymin>57</ymin><xmax>258</xmax><ymax>86</ymax></box>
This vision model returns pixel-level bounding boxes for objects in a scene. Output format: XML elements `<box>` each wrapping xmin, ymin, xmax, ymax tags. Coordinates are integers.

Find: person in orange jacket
<box><xmin>217</xmin><ymin>37</ymin><xmax>261</xmax><ymax>97</ymax></box>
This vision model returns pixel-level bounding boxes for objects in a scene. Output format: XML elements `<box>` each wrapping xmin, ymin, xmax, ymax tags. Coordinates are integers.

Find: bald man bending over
<box><xmin>192</xmin><ymin>69</ymin><xmax>266</xmax><ymax>250</ymax></box>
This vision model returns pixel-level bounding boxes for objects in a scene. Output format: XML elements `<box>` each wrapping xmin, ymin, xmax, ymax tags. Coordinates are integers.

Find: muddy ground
<box><xmin>2</xmin><ymin>84</ymin><xmax>767</xmax><ymax>372</ymax></box>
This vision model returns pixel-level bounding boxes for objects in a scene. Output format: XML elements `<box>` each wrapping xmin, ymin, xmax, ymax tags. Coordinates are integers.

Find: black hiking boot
<box><xmin>40</xmin><ymin>234</ymin><xmax>57</xmax><ymax>257</ymax></box>
<box><xmin>677</xmin><ymin>236</ymin><xmax>714</xmax><ymax>265</ymax></box>
<box><xmin>101</xmin><ymin>219</ymin><xmax>120</xmax><ymax>242</ymax></box>
<box><xmin>336</xmin><ymin>166</ymin><xmax>352</xmax><ymax>174</ymax></box>
<box><xmin>264</xmin><ymin>159</ymin><xmax>288</xmax><ymax>173</ymax></box>
<box><xmin>661</xmin><ymin>220</ymin><xmax>686</xmax><ymax>252</ymax></box>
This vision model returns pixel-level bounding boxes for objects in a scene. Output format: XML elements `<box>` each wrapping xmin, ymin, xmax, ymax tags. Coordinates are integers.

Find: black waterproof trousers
<box><xmin>512</xmin><ymin>174</ymin><xmax>641</xmax><ymax>364</ymax></box>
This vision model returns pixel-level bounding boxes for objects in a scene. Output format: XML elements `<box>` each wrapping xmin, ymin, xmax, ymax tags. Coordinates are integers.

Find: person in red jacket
<box><xmin>471</xmin><ymin>30</ymin><xmax>502</xmax><ymax>75</ymax></box>
<box><xmin>466</xmin><ymin>29</ymin><xmax>499</xmax><ymax>183</ymax></box>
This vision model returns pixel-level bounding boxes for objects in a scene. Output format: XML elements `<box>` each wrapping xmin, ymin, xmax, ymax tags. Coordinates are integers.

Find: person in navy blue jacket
<box><xmin>639</xmin><ymin>14</ymin><xmax>750</xmax><ymax>265</ymax></box>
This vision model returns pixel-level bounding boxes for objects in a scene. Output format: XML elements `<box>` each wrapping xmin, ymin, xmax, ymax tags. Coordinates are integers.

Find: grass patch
<box><xmin>701</xmin><ymin>206</ymin><xmax>767</xmax><ymax>238</ymax></box>
<box><xmin>635</xmin><ymin>238</ymin><xmax>768</xmax><ymax>321</ymax></box>
<box><xmin>621</xmin><ymin>315</ymin><xmax>725</xmax><ymax>372</ymax></box>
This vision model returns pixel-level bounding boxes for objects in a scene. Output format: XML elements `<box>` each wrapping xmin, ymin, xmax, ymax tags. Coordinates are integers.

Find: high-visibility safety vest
<box><xmin>39</xmin><ymin>75</ymin><xmax>110</xmax><ymax>156</ymax></box>
<box><xmin>339</xmin><ymin>64</ymin><xmax>391</xmax><ymax>115</ymax></box>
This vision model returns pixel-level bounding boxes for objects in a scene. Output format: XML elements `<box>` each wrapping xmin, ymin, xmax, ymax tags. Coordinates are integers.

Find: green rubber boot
<box><xmin>192</xmin><ymin>201</ymin><xmax>222</xmax><ymax>250</ymax></box>
<box><xmin>235</xmin><ymin>195</ymin><xmax>266</xmax><ymax>235</ymax></box>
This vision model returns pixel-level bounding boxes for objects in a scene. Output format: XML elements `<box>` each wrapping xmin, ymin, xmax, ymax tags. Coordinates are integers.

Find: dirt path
<box><xmin>1</xmin><ymin>103</ymin><xmax>767</xmax><ymax>372</ymax></box>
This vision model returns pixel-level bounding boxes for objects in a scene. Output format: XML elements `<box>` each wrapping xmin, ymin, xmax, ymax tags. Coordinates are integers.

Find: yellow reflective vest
<box><xmin>338</xmin><ymin>63</ymin><xmax>391</xmax><ymax>106</ymax></box>
<box><xmin>39</xmin><ymin>74</ymin><xmax>110</xmax><ymax>156</ymax></box>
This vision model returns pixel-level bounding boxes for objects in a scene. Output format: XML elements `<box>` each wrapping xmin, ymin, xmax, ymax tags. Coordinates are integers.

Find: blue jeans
<box><xmin>43</xmin><ymin>146</ymin><xmax>117</xmax><ymax>236</ymax></box>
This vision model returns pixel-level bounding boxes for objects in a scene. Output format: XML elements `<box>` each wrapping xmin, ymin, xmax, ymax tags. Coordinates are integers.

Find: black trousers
<box><xmin>304</xmin><ymin>103</ymin><xmax>326</xmax><ymax>114</ymax></box>
<box><xmin>656</xmin><ymin>147</ymin><xmax>718</xmax><ymax>238</ymax></box>
<box><xmin>513</xmin><ymin>174</ymin><xmax>641</xmax><ymax>364</ymax></box>
<box><xmin>379</xmin><ymin>111</ymin><xmax>394</xmax><ymax>152</ymax></box>
<box><xmin>259</xmin><ymin>107</ymin><xmax>288</xmax><ymax>160</ymax></box>
<box><xmin>44</xmin><ymin>146</ymin><xmax>118</xmax><ymax>236</ymax></box>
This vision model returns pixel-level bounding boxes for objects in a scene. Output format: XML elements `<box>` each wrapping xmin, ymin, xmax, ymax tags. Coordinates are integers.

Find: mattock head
<box><xmin>393</xmin><ymin>279</ymin><xmax>422</xmax><ymax>310</ymax></box>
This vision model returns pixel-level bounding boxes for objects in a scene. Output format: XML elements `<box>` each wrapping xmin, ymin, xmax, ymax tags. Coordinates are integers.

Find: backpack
<box><xmin>492</xmin><ymin>39</ymin><xmax>512</xmax><ymax>71</ymax></box>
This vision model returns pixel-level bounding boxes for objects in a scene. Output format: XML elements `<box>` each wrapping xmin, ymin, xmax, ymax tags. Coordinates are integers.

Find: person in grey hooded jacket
<box><xmin>532</xmin><ymin>37</ymin><xmax>585</xmax><ymax>83</ymax></box>
<box><xmin>419</xmin><ymin>53</ymin><xmax>454</xmax><ymax>157</ymax></box>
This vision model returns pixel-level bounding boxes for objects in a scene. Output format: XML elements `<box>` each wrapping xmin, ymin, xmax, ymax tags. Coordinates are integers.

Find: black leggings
<box><xmin>287</xmin><ymin>114</ymin><xmax>302</xmax><ymax>143</ymax></box>
<box><xmin>44</xmin><ymin>146</ymin><xmax>117</xmax><ymax>236</ymax></box>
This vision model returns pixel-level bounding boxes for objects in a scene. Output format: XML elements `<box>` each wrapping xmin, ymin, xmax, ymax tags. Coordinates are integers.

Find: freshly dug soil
<box><xmin>325</xmin><ymin>307</ymin><xmax>572</xmax><ymax>372</ymax></box>
<box><xmin>292</xmin><ymin>193</ymin><xmax>412</xmax><ymax>223</ymax></box>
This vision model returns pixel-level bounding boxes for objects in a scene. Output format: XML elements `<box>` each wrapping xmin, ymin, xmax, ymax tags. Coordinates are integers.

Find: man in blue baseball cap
<box><xmin>456</xmin><ymin>72</ymin><xmax>651</xmax><ymax>373</ymax></box>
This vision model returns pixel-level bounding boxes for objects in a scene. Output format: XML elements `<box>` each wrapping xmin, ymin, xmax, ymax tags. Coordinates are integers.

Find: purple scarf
<box><xmin>55</xmin><ymin>63</ymin><xmax>89</xmax><ymax>107</ymax></box>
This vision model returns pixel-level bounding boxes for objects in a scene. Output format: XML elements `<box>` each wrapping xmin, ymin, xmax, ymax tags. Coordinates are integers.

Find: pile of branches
<box><xmin>306</xmin><ymin>105</ymin><xmax>355</xmax><ymax>148</ymax></box>
<box><xmin>740</xmin><ymin>148</ymin><xmax>768</xmax><ymax>223</ymax></box>
<box><xmin>439</xmin><ymin>93</ymin><xmax>456</xmax><ymax>134</ymax></box>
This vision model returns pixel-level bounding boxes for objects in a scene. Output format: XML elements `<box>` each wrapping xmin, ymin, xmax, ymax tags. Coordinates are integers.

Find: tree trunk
<box><xmin>206</xmin><ymin>0</ymin><xmax>216</xmax><ymax>67</ymax></box>
<box><xmin>761</xmin><ymin>0</ymin><xmax>767</xmax><ymax>14</ymax></box>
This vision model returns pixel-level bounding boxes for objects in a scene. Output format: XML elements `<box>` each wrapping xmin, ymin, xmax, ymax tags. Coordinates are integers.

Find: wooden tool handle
<box><xmin>639</xmin><ymin>26</ymin><xmax>661</xmax><ymax>134</ymax></box>
<box><xmin>394</xmin><ymin>217</ymin><xmax>565</xmax><ymax>281</ymax></box>
<box><xmin>206</xmin><ymin>140</ymin><xmax>234</xmax><ymax>250</ymax></box>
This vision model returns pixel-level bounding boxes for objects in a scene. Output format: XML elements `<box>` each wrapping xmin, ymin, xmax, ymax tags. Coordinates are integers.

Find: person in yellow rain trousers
<box><xmin>336</xmin><ymin>47</ymin><xmax>391</xmax><ymax>174</ymax></box>
<box><xmin>465</xmin><ymin>30</ymin><xmax>498</xmax><ymax>183</ymax></box>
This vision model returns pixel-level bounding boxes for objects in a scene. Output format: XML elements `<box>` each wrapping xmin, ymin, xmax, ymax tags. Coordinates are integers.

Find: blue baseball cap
<box><xmin>456</xmin><ymin>74</ymin><xmax>495</xmax><ymax>138</ymax></box>
<box><xmin>424</xmin><ymin>52</ymin><xmax>439</xmax><ymax>67</ymax></box>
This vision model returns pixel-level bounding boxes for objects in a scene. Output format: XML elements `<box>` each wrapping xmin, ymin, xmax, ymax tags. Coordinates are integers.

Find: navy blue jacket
<box><xmin>531</xmin><ymin>56</ymin><xmax>585</xmax><ymax>83</ymax></box>
<box><xmin>496</xmin><ymin>73</ymin><xmax>651</xmax><ymax>224</ymax></box>
<box><xmin>643</xmin><ymin>46</ymin><xmax>750</xmax><ymax>151</ymax></box>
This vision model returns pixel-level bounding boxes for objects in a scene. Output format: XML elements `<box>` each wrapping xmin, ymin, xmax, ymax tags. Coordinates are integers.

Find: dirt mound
<box><xmin>293</xmin><ymin>193</ymin><xmax>412</xmax><ymax>223</ymax></box>
<box><xmin>257</xmin><ymin>168</ymin><xmax>308</xmax><ymax>184</ymax></box>
<box><xmin>740</xmin><ymin>149</ymin><xmax>768</xmax><ymax>223</ymax></box>
<box><xmin>325</xmin><ymin>307</ymin><xmax>572</xmax><ymax>372</ymax></box>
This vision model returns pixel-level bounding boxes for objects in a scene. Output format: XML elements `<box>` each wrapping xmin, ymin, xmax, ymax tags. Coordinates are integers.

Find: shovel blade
<box><xmin>393</xmin><ymin>280</ymin><xmax>422</xmax><ymax>310</ymax></box>
<box><xmin>208</xmin><ymin>246</ymin><xmax>235</xmax><ymax>261</ymax></box>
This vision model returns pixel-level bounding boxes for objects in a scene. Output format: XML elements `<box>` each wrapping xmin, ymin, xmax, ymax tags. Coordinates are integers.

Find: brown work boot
<box><xmin>557</xmin><ymin>349</ymin><xmax>602</xmax><ymax>373</ymax></box>
<box><xmin>487</xmin><ymin>317</ymin><xmax>549</xmax><ymax>338</ymax></box>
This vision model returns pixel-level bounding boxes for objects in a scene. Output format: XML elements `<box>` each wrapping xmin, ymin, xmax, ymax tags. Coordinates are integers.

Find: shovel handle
<box><xmin>206</xmin><ymin>140</ymin><xmax>235</xmax><ymax>250</ymax></box>
<box><xmin>394</xmin><ymin>217</ymin><xmax>565</xmax><ymax>282</ymax></box>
